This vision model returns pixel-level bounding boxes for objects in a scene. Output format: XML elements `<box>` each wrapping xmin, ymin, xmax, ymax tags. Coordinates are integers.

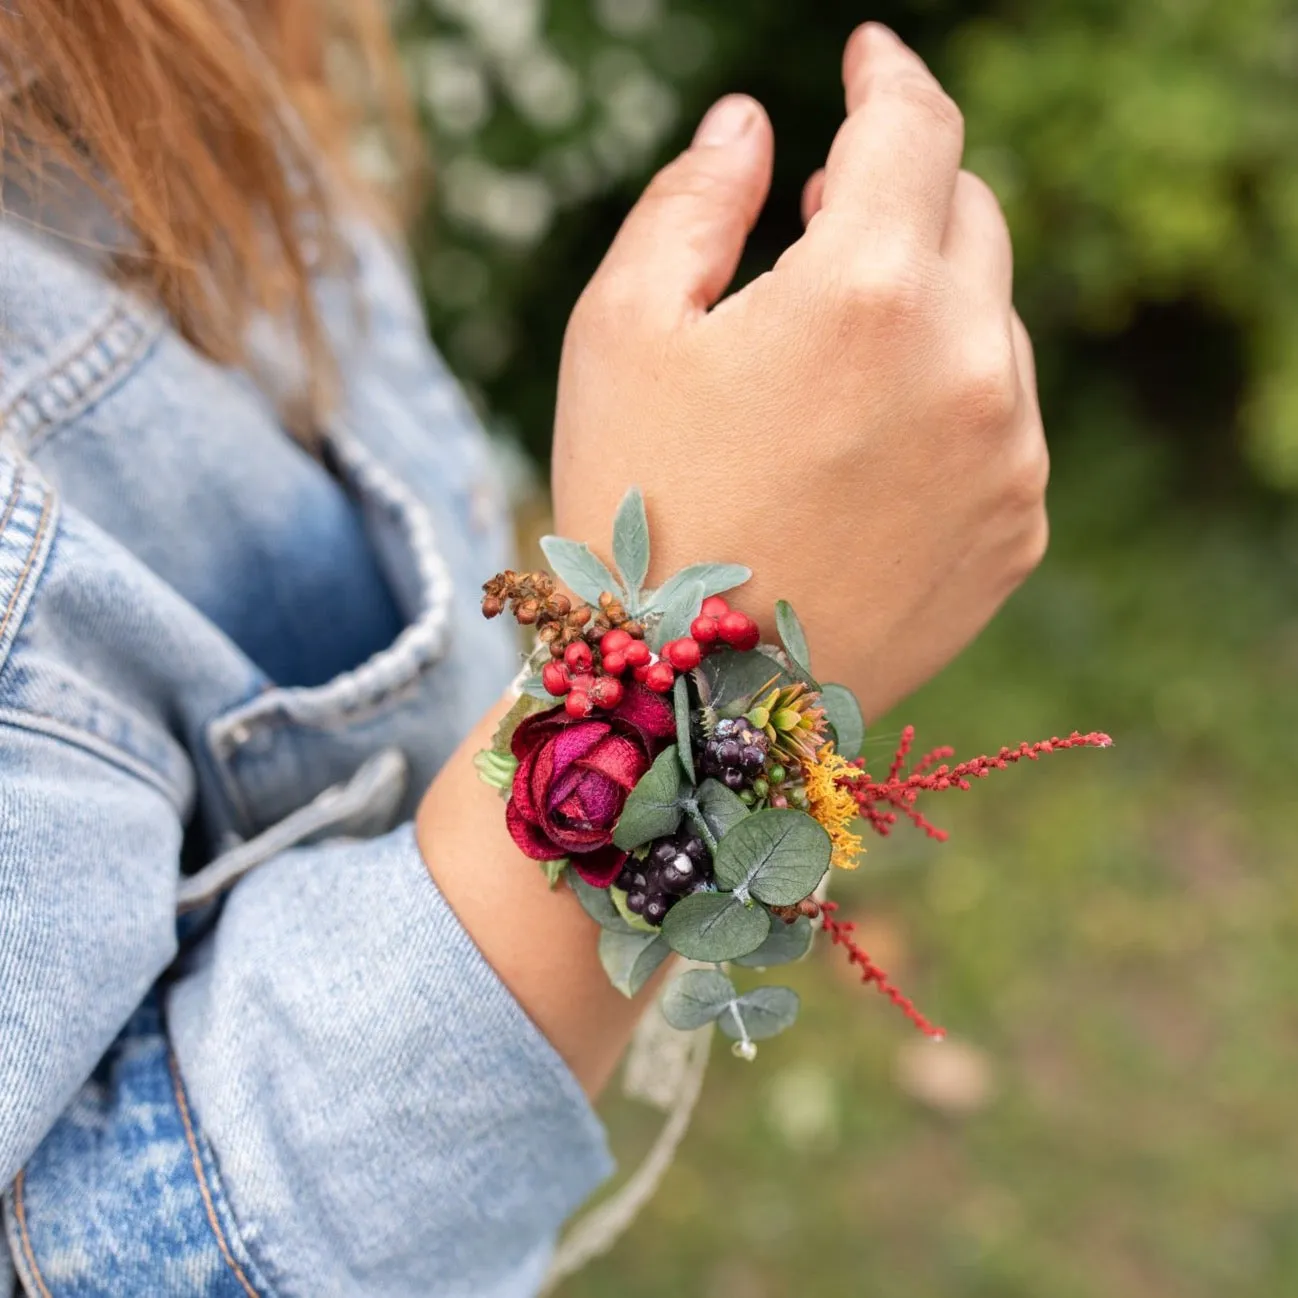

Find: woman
<box><xmin>0</xmin><ymin>4</ymin><xmax>1047</xmax><ymax>1294</ymax></box>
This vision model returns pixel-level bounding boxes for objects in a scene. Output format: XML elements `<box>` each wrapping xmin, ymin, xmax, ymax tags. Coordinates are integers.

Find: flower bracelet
<box><xmin>475</xmin><ymin>489</ymin><xmax>1110</xmax><ymax>1058</ymax></box>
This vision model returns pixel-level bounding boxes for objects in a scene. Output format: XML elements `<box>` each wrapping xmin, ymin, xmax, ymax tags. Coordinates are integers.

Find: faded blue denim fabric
<box><xmin>0</xmin><ymin>208</ymin><xmax>614</xmax><ymax>1295</ymax></box>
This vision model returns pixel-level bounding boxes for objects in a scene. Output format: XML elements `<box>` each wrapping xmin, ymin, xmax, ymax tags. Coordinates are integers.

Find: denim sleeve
<box><xmin>165</xmin><ymin>824</ymin><xmax>614</xmax><ymax>1297</ymax></box>
<box><xmin>3</xmin><ymin>711</ymin><xmax>613</xmax><ymax>1297</ymax></box>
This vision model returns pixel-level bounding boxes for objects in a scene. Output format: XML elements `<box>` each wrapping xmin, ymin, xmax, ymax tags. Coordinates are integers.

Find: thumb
<box><xmin>595</xmin><ymin>95</ymin><xmax>774</xmax><ymax>320</ymax></box>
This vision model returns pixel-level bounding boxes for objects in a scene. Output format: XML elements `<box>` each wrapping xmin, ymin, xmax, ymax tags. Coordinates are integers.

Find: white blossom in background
<box><xmin>591</xmin><ymin>46</ymin><xmax>678</xmax><ymax>158</ymax></box>
<box><xmin>435</xmin><ymin>0</ymin><xmax>543</xmax><ymax>60</ymax></box>
<box><xmin>409</xmin><ymin>38</ymin><xmax>493</xmax><ymax>136</ymax></box>
<box><xmin>400</xmin><ymin>0</ymin><xmax>711</xmax><ymax>381</ymax></box>
<box><xmin>502</xmin><ymin>45</ymin><xmax>583</xmax><ymax>129</ymax></box>
<box><xmin>442</xmin><ymin>154</ymin><xmax>557</xmax><ymax>246</ymax></box>
<box><xmin>594</xmin><ymin>0</ymin><xmax>663</xmax><ymax>37</ymax></box>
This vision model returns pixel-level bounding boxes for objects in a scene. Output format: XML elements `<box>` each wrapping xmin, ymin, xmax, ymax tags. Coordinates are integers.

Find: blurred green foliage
<box><xmin>391</xmin><ymin>3</ymin><xmax>1298</xmax><ymax>1295</ymax></box>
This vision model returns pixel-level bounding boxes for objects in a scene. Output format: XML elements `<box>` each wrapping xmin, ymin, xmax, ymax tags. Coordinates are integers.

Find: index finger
<box><xmin>819</xmin><ymin>24</ymin><xmax>964</xmax><ymax>246</ymax></box>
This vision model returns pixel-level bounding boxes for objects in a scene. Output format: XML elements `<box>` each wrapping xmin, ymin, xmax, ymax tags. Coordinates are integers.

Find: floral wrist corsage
<box><xmin>476</xmin><ymin>489</ymin><xmax>1110</xmax><ymax>1058</ymax></box>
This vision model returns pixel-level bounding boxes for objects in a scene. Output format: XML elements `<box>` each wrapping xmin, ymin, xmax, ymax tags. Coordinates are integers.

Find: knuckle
<box><xmin>835</xmin><ymin>248</ymin><xmax>930</xmax><ymax>325</ymax></box>
<box><xmin>954</xmin><ymin>170</ymin><xmax>1004</xmax><ymax>221</ymax></box>
<box><xmin>954</xmin><ymin>341</ymin><xmax>1020</xmax><ymax>427</ymax></box>
<box><xmin>1013</xmin><ymin>508</ymin><xmax>1051</xmax><ymax>579</ymax></box>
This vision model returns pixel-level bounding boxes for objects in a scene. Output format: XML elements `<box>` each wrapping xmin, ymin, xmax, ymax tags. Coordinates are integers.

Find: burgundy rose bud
<box><xmin>506</xmin><ymin>684</ymin><xmax>677</xmax><ymax>886</ymax></box>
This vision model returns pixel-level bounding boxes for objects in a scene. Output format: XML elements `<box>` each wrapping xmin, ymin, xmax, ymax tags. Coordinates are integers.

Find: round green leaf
<box><xmin>569</xmin><ymin>875</ymin><xmax>637</xmax><ymax>933</ymax></box>
<box><xmin>689</xmin><ymin>778</ymin><xmax>750</xmax><ymax>845</ymax></box>
<box><xmin>717</xmin><ymin>986</ymin><xmax>801</xmax><ymax>1041</ymax></box>
<box><xmin>612</xmin><ymin>745</ymin><xmax>685</xmax><ymax>849</ymax></box>
<box><xmin>712</xmin><ymin>808</ymin><xmax>832</xmax><ymax>906</ymax></box>
<box><xmin>599</xmin><ymin>929</ymin><xmax>670</xmax><ymax>997</ymax></box>
<box><xmin>660</xmin><ymin>968</ymin><xmax>737</xmax><ymax>1030</ymax></box>
<box><xmin>820</xmin><ymin>682</ymin><xmax>866</xmax><ymax>759</ymax></box>
<box><xmin>660</xmin><ymin>890</ymin><xmax>772</xmax><ymax>962</ymax></box>
<box><xmin>732</xmin><ymin>915</ymin><xmax>814</xmax><ymax>968</ymax></box>
<box><xmin>695</xmin><ymin>648</ymin><xmax>790</xmax><ymax>713</ymax></box>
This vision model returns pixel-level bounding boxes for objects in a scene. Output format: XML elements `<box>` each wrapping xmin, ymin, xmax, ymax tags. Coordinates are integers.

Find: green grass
<box><xmin>559</xmin><ymin>437</ymin><xmax>1298</xmax><ymax>1298</ymax></box>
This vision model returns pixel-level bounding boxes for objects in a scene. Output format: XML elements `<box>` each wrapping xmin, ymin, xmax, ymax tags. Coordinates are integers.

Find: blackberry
<box><xmin>620</xmin><ymin>826</ymin><xmax>715</xmax><ymax>926</ymax></box>
<box><xmin>700</xmin><ymin>717</ymin><xmax>770</xmax><ymax>792</ymax></box>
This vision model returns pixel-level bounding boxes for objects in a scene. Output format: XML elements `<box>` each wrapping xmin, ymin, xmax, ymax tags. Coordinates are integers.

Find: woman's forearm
<box><xmin>416</xmin><ymin>693</ymin><xmax>662</xmax><ymax>1097</ymax></box>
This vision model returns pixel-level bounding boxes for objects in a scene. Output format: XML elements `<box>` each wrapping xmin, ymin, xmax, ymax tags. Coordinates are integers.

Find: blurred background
<box><xmin>392</xmin><ymin>2</ymin><xmax>1298</xmax><ymax>1295</ymax></box>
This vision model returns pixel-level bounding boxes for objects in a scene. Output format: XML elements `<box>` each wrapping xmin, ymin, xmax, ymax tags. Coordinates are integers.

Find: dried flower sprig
<box><xmin>849</xmin><ymin>726</ymin><xmax>1114</xmax><ymax>841</ymax></box>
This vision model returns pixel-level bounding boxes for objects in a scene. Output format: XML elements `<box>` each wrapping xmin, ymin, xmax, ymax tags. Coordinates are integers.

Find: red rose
<box><xmin>506</xmin><ymin>683</ymin><xmax>676</xmax><ymax>887</ymax></box>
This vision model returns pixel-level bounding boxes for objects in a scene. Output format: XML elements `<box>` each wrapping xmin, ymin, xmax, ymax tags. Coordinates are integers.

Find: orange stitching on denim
<box><xmin>12</xmin><ymin>1169</ymin><xmax>55</xmax><ymax>1298</ymax></box>
<box><xmin>0</xmin><ymin>487</ymin><xmax>51</xmax><ymax>649</ymax></box>
<box><xmin>0</xmin><ymin>463</ymin><xmax>25</xmax><ymax>549</ymax></box>
<box><xmin>168</xmin><ymin>1051</ymin><xmax>264</xmax><ymax>1298</ymax></box>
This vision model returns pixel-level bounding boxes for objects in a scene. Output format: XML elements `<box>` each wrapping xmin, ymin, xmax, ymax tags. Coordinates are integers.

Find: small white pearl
<box><xmin>671</xmin><ymin>853</ymin><xmax>694</xmax><ymax>877</ymax></box>
<box><xmin>731</xmin><ymin>1040</ymin><xmax>758</xmax><ymax>1062</ymax></box>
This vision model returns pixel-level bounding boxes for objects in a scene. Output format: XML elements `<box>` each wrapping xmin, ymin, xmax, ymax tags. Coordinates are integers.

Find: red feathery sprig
<box><xmin>816</xmin><ymin>900</ymin><xmax>945</xmax><ymax>1039</ymax></box>
<box><xmin>815</xmin><ymin>726</ymin><xmax>1111</xmax><ymax>1036</ymax></box>
<box><xmin>848</xmin><ymin>727</ymin><xmax>1113</xmax><ymax>842</ymax></box>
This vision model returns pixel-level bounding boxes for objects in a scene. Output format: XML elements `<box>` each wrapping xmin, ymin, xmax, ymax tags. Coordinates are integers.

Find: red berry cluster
<box><xmin>688</xmin><ymin>595</ymin><xmax>760</xmax><ymax>653</ymax></box>
<box><xmin>543</xmin><ymin>630</ymin><xmax>658</xmax><ymax>718</ymax></box>
<box><xmin>542</xmin><ymin>596</ymin><xmax>761</xmax><ymax>718</ymax></box>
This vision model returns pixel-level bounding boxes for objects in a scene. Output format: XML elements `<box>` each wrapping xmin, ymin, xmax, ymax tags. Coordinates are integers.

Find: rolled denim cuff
<box><xmin>167</xmin><ymin>823</ymin><xmax>614</xmax><ymax>1297</ymax></box>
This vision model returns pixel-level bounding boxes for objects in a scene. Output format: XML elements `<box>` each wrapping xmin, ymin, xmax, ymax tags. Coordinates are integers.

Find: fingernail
<box><xmin>692</xmin><ymin>95</ymin><xmax>756</xmax><ymax>148</ymax></box>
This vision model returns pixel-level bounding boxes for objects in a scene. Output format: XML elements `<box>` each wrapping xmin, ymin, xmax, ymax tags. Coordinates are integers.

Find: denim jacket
<box><xmin>0</xmin><ymin>207</ymin><xmax>612</xmax><ymax>1295</ymax></box>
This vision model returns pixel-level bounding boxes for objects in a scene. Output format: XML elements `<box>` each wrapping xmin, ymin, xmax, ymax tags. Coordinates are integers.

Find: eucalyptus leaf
<box><xmin>569</xmin><ymin>874</ymin><xmax>637</xmax><ymax>934</ymax></box>
<box><xmin>660</xmin><ymin>968</ymin><xmax>737</xmax><ymax>1030</ymax></box>
<box><xmin>539</xmin><ymin>535</ymin><xmax>621</xmax><ymax>605</ymax></box>
<box><xmin>712</xmin><ymin>808</ymin><xmax>832</xmax><ymax>906</ymax></box>
<box><xmin>820</xmin><ymin>682</ymin><xmax>865</xmax><ymax>759</ymax></box>
<box><xmin>660</xmin><ymin>890</ymin><xmax>771</xmax><ymax>962</ymax></box>
<box><xmin>611</xmin><ymin>745</ymin><xmax>685</xmax><ymax>849</ymax></box>
<box><xmin>599</xmin><ymin>929</ymin><xmax>670</xmax><ymax>997</ymax></box>
<box><xmin>774</xmin><ymin>600</ymin><xmax>813</xmax><ymax>677</ymax></box>
<box><xmin>646</xmin><ymin>563</ymin><xmax>751</xmax><ymax>615</ymax></box>
<box><xmin>652</xmin><ymin>579</ymin><xmax>704</xmax><ymax>651</ymax></box>
<box><xmin>690</xmin><ymin>778</ymin><xmax>751</xmax><ymax>844</ymax></box>
<box><xmin>732</xmin><ymin>915</ymin><xmax>814</xmax><ymax>968</ymax></box>
<box><xmin>673</xmin><ymin>674</ymin><xmax>696</xmax><ymax>783</ymax></box>
<box><xmin>717</xmin><ymin>986</ymin><xmax>801</xmax><ymax>1041</ymax></box>
<box><xmin>611</xmin><ymin>487</ymin><xmax>651</xmax><ymax>607</ymax></box>
<box><xmin>695</xmin><ymin>648</ymin><xmax>791</xmax><ymax>713</ymax></box>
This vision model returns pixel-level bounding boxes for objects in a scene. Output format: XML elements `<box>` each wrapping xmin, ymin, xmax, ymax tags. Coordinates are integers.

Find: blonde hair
<box><xmin>0</xmin><ymin>0</ymin><xmax>416</xmax><ymax>410</ymax></box>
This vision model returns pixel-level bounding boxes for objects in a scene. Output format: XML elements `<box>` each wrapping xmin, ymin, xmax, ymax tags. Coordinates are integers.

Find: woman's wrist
<box><xmin>416</xmin><ymin>694</ymin><xmax>667</xmax><ymax>1098</ymax></box>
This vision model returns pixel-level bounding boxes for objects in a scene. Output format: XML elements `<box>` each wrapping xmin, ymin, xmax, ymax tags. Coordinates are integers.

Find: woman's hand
<box><xmin>553</xmin><ymin>24</ymin><xmax>1047</xmax><ymax>719</ymax></box>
